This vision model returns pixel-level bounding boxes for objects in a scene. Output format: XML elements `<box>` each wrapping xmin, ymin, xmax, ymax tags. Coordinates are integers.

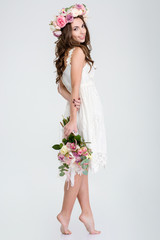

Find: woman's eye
<box><xmin>73</xmin><ymin>24</ymin><xmax>85</xmax><ymax>31</ymax></box>
<box><xmin>74</xmin><ymin>25</ymin><xmax>85</xmax><ymax>31</ymax></box>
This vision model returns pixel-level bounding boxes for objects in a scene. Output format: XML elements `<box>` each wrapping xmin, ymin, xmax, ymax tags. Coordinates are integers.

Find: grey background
<box><xmin>0</xmin><ymin>0</ymin><xmax>160</xmax><ymax>239</ymax></box>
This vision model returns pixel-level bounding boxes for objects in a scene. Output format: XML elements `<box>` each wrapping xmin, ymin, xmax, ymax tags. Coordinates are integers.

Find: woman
<box><xmin>49</xmin><ymin>3</ymin><xmax>108</xmax><ymax>235</ymax></box>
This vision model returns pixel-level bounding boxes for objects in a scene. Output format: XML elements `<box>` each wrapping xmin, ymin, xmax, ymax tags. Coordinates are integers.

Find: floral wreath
<box><xmin>49</xmin><ymin>3</ymin><xmax>89</xmax><ymax>38</ymax></box>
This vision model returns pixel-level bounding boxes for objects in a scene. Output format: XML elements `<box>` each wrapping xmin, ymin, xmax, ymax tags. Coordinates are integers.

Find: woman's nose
<box><xmin>80</xmin><ymin>28</ymin><xmax>85</xmax><ymax>34</ymax></box>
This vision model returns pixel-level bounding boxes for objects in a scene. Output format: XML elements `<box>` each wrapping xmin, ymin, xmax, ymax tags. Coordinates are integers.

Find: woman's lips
<box><xmin>79</xmin><ymin>36</ymin><xmax>85</xmax><ymax>40</ymax></box>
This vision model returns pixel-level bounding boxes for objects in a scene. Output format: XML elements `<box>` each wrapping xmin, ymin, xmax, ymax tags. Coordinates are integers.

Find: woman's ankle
<box><xmin>80</xmin><ymin>209</ymin><xmax>93</xmax><ymax>216</ymax></box>
<box><xmin>59</xmin><ymin>210</ymin><xmax>71</xmax><ymax>220</ymax></box>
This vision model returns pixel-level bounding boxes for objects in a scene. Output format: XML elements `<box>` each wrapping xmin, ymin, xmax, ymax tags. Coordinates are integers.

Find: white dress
<box><xmin>59</xmin><ymin>47</ymin><xmax>108</xmax><ymax>174</ymax></box>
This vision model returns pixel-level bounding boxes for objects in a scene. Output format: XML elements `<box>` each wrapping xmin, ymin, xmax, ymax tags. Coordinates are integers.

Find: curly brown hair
<box><xmin>53</xmin><ymin>15</ymin><xmax>94</xmax><ymax>84</ymax></box>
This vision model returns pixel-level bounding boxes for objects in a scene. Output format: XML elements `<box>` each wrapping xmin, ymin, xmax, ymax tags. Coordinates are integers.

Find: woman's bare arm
<box><xmin>57</xmin><ymin>80</ymin><xmax>71</xmax><ymax>102</ymax></box>
<box><xmin>63</xmin><ymin>47</ymin><xmax>85</xmax><ymax>137</ymax></box>
<box><xmin>69</xmin><ymin>47</ymin><xmax>85</xmax><ymax>122</ymax></box>
<box><xmin>57</xmin><ymin>80</ymin><xmax>81</xmax><ymax>110</ymax></box>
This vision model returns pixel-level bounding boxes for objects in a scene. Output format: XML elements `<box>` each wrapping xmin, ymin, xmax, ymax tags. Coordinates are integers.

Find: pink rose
<box><xmin>72</xmin><ymin>152</ymin><xmax>80</xmax><ymax>162</ymax></box>
<box><xmin>81</xmin><ymin>146</ymin><xmax>87</xmax><ymax>152</ymax></box>
<box><xmin>83</xmin><ymin>152</ymin><xmax>89</xmax><ymax>156</ymax></box>
<box><xmin>56</xmin><ymin>15</ymin><xmax>67</xmax><ymax>28</ymax></box>
<box><xmin>75</xmin><ymin>4</ymin><xmax>83</xmax><ymax>9</ymax></box>
<box><xmin>70</xmin><ymin>143</ymin><xmax>76</xmax><ymax>150</ymax></box>
<box><xmin>58</xmin><ymin>153</ymin><xmax>64</xmax><ymax>161</ymax></box>
<box><xmin>66</xmin><ymin>142</ymin><xmax>76</xmax><ymax>150</ymax></box>
<box><xmin>80</xmin><ymin>4</ymin><xmax>87</xmax><ymax>15</ymax></box>
<box><xmin>77</xmin><ymin>149</ymin><xmax>83</xmax><ymax>155</ymax></box>
<box><xmin>66</xmin><ymin>13</ymin><xmax>74</xmax><ymax>23</ymax></box>
<box><xmin>53</xmin><ymin>31</ymin><xmax>62</xmax><ymax>37</ymax></box>
<box><xmin>66</xmin><ymin>142</ymin><xmax>71</xmax><ymax>148</ymax></box>
<box><xmin>75</xmin><ymin>156</ymin><xmax>81</xmax><ymax>162</ymax></box>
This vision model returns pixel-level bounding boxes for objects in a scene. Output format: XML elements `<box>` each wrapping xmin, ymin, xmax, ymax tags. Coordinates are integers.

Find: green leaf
<box><xmin>81</xmin><ymin>159</ymin><xmax>90</xmax><ymax>167</ymax></box>
<box><xmin>52</xmin><ymin>144</ymin><xmax>61</xmax><ymax>150</ymax></box>
<box><xmin>74</xmin><ymin>135</ymin><xmax>81</xmax><ymax>142</ymax></box>
<box><xmin>60</xmin><ymin>121</ymin><xmax>64</xmax><ymax>127</ymax></box>
<box><xmin>62</xmin><ymin>138</ymin><xmax>67</xmax><ymax>144</ymax></box>
<box><xmin>62</xmin><ymin>119</ymin><xmax>66</xmax><ymax>125</ymax></box>
<box><xmin>68</xmin><ymin>134</ymin><xmax>75</xmax><ymax>142</ymax></box>
<box><xmin>83</xmin><ymin>158</ymin><xmax>89</xmax><ymax>163</ymax></box>
<box><xmin>63</xmin><ymin>168</ymin><xmax>69</xmax><ymax>172</ymax></box>
<box><xmin>82</xmin><ymin>164</ymin><xmax>88</xmax><ymax>169</ymax></box>
<box><xmin>63</xmin><ymin>163</ymin><xmax>69</xmax><ymax>168</ymax></box>
<box><xmin>80</xmin><ymin>156</ymin><xmax>86</xmax><ymax>161</ymax></box>
<box><xmin>62</xmin><ymin>116</ymin><xmax>70</xmax><ymax>126</ymax></box>
<box><xmin>59</xmin><ymin>143</ymin><xmax>63</xmax><ymax>149</ymax></box>
<box><xmin>82</xmin><ymin>170</ymin><xmax>88</xmax><ymax>175</ymax></box>
<box><xmin>58</xmin><ymin>165</ymin><xmax>64</xmax><ymax>169</ymax></box>
<box><xmin>59</xmin><ymin>172</ymin><xmax>65</xmax><ymax>176</ymax></box>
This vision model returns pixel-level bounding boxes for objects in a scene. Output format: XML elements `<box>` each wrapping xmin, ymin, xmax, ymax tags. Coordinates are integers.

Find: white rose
<box><xmin>78</xmin><ymin>9</ymin><xmax>83</xmax><ymax>15</ymax></box>
<box><xmin>87</xmin><ymin>154</ymin><xmax>92</xmax><ymax>159</ymax></box>
<box><xmin>71</xmin><ymin>8</ymin><xmax>82</xmax><ymax>17</ymax></box>
<box><xmin>50</xmin><ymin>25</ymin><xmax>55</xmax><ymax>31</ymax></box>
<box><xmin>53</xmin><ymin>21</ymin><xmax>58</xmax><ymax>27</ymax></box>
<box><xmin>60</xmin><ymin>145</ymin><xmax>68</xmax><ymax>155</ymax></box>
<box><xmin>55</xmin><ymin>25</ymin><xmax>61</xmax><ymax>30</ymax></box>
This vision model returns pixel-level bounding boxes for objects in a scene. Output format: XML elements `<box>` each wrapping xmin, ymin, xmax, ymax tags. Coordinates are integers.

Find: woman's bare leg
<box><xmin>77</xmin><ymin>174</ymin><xmax>101</xmax><ymax>234</ymax></box>
<box><xmin>57</xmin><ymin>173</ymin><xmax>83</xmax><ymax>234</ymax></box>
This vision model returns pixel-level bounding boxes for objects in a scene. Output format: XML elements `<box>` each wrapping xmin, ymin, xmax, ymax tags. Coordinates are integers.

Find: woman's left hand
<box><xmin>69</xmin><ymin>97</ymin><xmax>81</xmax><ymax>111</ymax></box>
<box><xmin>73</xmin><ymin>98</ymin><xmax>81</xmax><ymax>110</ymax></box>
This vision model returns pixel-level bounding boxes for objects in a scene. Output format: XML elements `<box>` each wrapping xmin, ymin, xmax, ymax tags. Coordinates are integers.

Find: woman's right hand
<box><xmin>63</xmin><ymin>120</ymin><xmax>78</xmax><ymax>139</ymax></box>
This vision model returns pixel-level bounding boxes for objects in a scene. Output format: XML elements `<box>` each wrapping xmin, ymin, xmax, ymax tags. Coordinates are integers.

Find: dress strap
<box><xmin>66</xmin><ymin>47</ymin><xmax>75</xmax><ymax>65</ymax></box>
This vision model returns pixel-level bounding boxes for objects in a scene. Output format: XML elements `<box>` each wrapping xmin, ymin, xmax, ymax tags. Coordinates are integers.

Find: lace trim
<box><xmin>89</xmin><ymin>152</ymin><xmax>107</xmax><ymax>173</ymax></box>
<box><xmin>56</xmin><ymin>151</ymin><xmax>108</xmax><ymax>189</ymax></box>
<box><xmin>66</xmin><ymin>47</ymin><xmax>75</xmax><ymax>65</ymax></box>
<box><xmin>66</xmin><ymin>47</ymin><xmax>87</xmax><ymax>68</ymax></box>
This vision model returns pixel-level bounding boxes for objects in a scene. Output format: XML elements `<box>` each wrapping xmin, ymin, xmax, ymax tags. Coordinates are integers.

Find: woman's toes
<box><xmin>67</xmin><ymin>229</ymin><xmax>72</xmax><ymax>234</ymax></box>
<box><xmin>60</xmin><ymin>225</ymin><xmax>72</xmax><ymax>235</ymax></box>
<box><xmin>65</xmin><ymin>230</ymin><xmax>71</xmax><ymax>235</ymax></box>
<box><xmin>90</xmin><ymin>230</ymin><xmax>101</xmax><ymax>234</ymax></box>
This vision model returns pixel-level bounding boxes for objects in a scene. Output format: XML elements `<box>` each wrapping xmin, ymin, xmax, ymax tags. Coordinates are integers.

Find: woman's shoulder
<box><xmin>65</xmin><ymin>46</ymin><xmax>84</xmax><ymax>57</ymax></box>
<box><xmin>71</xmin><ymin>47</ymin><xmax>85</xmax><ymax>63</ymax></box>
<box><xmin>72</xmin><ymin>46</ymin><xmax>84</xmax><ymax>56</ymax></box>
<box><xmin>64</xmin><ymin>47</ymin><xmax>85</xmax><ymax>67</ymax></box>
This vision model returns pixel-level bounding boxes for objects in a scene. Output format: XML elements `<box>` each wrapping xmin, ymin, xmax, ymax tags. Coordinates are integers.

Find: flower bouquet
<box><xmin>52</xmin><ymin>116</ymin><xmax>92</xmax><ymax>189</ymax></box>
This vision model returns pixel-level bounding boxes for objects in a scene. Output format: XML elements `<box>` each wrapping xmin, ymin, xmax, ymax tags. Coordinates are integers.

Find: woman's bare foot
<box><xmin>79</xmin><ymin>213</ymin><xmax>101</xmax><ymax>234</ymax></box>
<box><xmin>57</xmin><ymin>212</ymin><xmax>72</xmax><ymax>235</ymax></box>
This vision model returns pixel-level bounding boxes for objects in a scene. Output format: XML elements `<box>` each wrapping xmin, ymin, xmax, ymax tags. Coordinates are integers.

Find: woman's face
<box><xmin>71</xmin><ymin>18</ymin><xmax>86</xmax><ymax>43</ymax></box>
